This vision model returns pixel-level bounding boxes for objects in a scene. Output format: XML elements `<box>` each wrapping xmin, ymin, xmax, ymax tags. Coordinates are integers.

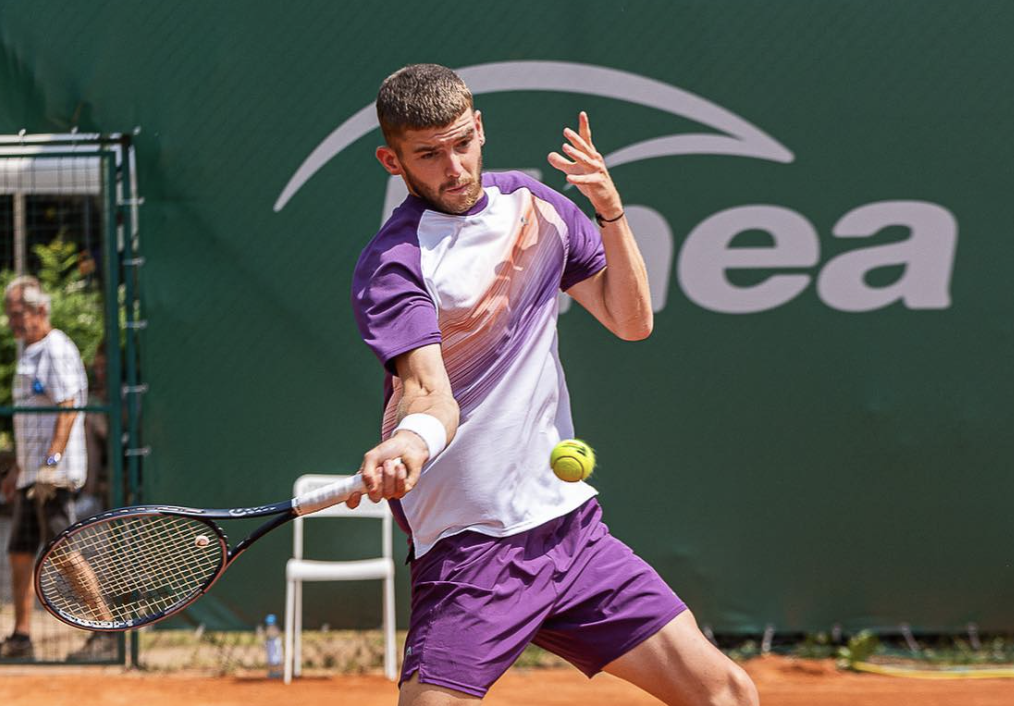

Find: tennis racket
<box><xmin>34</xmin><ymin>473</ymin><xmax>367</xmax><ymax>631</ymax></box>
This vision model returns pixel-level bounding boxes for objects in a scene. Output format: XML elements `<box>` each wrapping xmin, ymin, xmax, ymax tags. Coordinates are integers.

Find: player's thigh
<box><xmin>603</xmin><ymin>610</ymin><xmax>758</xmax><ymax>706</ymax></box>
<box><xmin>399</xmin><ymin>672</ymin><xmax>482</xmax><ymax>706</ymax></box>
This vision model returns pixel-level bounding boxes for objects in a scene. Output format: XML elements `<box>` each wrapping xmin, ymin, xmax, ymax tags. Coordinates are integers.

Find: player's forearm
<box><xmin>547</xmin><ymin>111</ymin><xmax>654</xmax><ymax>340</ymax></box>
<box><xmin>395</xmin><ymin>384</ymin><xmax>460</xmax><ymax>449</ymax></box>
<box><xmin>598</xmin><ymin>215</ymin><xmax>653</xmax><ymax>340</ymax></box>
<box><xmin>385</xmin><ymin>344</ymin><xmax>459</xmax><ymax>469</ymax></box>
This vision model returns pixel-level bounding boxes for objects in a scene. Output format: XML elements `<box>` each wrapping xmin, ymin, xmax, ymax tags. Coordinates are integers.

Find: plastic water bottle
<box><xmin>264</xmin><ymin>614</ymin><xmax>283</xmax><ymax>679</ymax></box>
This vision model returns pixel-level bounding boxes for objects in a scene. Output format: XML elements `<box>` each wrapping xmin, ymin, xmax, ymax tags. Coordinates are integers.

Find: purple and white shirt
<box><xmin>352</xmin><ymin>171</ymin><xmax>605</xmax><ymax>557</ymax></box>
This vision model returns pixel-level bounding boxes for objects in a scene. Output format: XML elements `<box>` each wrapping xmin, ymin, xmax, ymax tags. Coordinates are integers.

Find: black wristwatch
<box><xmin>45</xmin><ymin>452</ymin><xmax>62</xmax><ymax>467</ymax></box>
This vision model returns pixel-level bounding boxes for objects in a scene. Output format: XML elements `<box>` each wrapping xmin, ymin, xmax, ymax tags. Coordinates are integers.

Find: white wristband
<box><xmin>394</xmin><ymin>413</ymin><xmax>447</xmax><ymax>462</ymax></box>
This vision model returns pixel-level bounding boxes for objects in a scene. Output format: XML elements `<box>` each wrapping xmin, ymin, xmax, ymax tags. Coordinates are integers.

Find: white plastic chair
<box><xmin>283</xmin><ymin>474</ymin><xmax>397</xmax><ymax>683</ymax></box>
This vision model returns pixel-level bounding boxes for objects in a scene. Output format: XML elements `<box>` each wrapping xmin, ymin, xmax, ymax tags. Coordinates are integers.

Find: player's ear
<box><xmin>376</xmin><ymin>145</ymin><xmax>403</xmax><ymax>176</ymax></box>
<box><xmin>474</xmin><ymin>110</ymin><xmax>485</xmax><ymax>146</ymax></box>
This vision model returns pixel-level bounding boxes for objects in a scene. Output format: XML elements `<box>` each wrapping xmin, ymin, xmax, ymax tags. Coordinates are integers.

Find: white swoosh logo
<box><xmin>273</xmin><ymin>61</ymin><xmax>794</xmax><ymax>212</ymax></box>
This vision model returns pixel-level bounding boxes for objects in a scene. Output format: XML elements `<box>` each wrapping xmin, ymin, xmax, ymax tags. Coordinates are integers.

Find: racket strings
<box><xmin>76</xmin><ymin>520</ymin><xmax>199</xmax><ymax>611</ymax></box>
<box><xmin>38</xmin><ymin>514</ymin><xmax>225</xmax><ymax>627</ymax></box>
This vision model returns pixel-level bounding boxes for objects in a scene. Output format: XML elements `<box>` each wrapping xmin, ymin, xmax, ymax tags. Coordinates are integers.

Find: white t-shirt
<box><xmin>13</xmin><ymin>329</ymin><xmax>89</xmax><ymax>490</ymax></box>
<box><xmin>352</xmin><ymin>172</ymin><xmax>605</xmax><ymax>557</ymax></box>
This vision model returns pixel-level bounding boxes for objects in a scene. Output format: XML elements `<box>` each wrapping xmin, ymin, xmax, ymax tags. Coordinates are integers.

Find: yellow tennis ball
<box><xmin>550</xmin><ymin>439</ymin><xmax>595</xmax><ymax>482</ymax></box>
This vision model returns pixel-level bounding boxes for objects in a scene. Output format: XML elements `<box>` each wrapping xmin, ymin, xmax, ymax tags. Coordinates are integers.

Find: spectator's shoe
<box><xmin>67</xmin><ymin>632</ymin><xmax>118</xmax><ymax>662</ymax></box>
<box><xmin>0</xmin><ymin>633</ymin><xmax>34</xmax><ymax>660</ymax></box>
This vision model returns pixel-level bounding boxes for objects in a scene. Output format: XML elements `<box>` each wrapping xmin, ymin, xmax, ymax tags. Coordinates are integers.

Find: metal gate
<box><xmin>0</xmin><ymin>132</ymin><xmax>143</xmax><ymax>665</ymax></box>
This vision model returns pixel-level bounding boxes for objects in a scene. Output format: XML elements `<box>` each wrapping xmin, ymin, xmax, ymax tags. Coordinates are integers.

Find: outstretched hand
<box><xmin>547</xmin><ymin>112</ymin><xmax>623</xmax><ymax>220</ymax></box>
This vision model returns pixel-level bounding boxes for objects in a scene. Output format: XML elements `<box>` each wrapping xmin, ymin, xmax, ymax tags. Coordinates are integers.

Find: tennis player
<box><xmin>349</xmin><ymin>64</ymin><xmax>758</xmax><ymax>706</ymax></box>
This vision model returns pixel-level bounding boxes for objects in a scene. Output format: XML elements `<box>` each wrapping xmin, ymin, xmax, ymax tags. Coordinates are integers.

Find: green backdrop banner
<box><xmin>2</xmin><ymin>1</ymin><xmax>1012</xmax><ymax>633</ymax></box>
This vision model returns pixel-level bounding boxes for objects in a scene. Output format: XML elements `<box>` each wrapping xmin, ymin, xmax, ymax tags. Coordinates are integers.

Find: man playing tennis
<box><xmin>349</xmin><ymin>64</ymin><xmax>758</xmax><ymax>706</ymax></box>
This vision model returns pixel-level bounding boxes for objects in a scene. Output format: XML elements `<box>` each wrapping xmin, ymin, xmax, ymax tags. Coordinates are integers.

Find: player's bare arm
<box><xmin>547</xmin><ymin>111</ymin><xmax>653</xmax><ymax>341</ymax></box>
<box><xmin>349</xmin><ymin>343</ymin><xmax>459</xmax><ymax>507</ymax></box>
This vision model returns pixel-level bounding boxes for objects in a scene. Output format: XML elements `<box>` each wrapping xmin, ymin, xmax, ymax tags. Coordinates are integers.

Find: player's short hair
<box><xmin>4</xmin><ymin>275</ymin><xmax>50</xmax><ymax>312</ymax></box>
<box><xmin>376</xmin><ymin>64</ymin><xmax>473</xmax><ymax>146</ymax></box>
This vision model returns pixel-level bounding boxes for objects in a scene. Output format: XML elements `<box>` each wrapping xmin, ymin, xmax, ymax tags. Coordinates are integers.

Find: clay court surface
<box><xmin>2</xmin><ymin>656</ymin><xmax>1012</xmax><ymax>706</ymax></box>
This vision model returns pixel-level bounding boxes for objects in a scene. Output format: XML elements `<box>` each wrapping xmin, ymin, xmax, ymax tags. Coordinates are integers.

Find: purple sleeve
<box><xmin>559</xmin><ymin>206</ymin><xmax>606</xmax><ymax>292</ymax></box>
<box><xmin>486</xmin><ymin>172</ymin><xmax>606</xmax><ymax>291</ymax></box>
<box><xmin>351</xmin><ymin>213</ymin><xmax>441</xmax><ymax>374</ymax></box>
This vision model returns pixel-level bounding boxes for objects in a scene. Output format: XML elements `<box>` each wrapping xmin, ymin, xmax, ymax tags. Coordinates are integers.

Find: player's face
<box><xmin>4</xmin><ymin>298</ymin><xmax>48</xmax><ymax>343</ymax></box>
<box><xmin>378</xmin><ymin>109</ymin><xmax>486</xmax><ymax>214</ymax></box>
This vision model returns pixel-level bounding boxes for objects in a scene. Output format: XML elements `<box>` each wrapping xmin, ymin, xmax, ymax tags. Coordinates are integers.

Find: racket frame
<box><xmin>34</xmin><ymin>474</ymin><xmax>366</xmax><ymax>631</ymax></box>
<box><xmin>34</xmin><ymin>502</ymin><xmax>300</xmax><ymax>631</ymax></box>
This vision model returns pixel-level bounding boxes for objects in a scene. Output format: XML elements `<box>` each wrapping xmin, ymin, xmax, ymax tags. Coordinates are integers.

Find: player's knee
<box><xmin>712</xmin><ymin>664</ymin><xmax>758</xmax><ymax>706</ymax></box>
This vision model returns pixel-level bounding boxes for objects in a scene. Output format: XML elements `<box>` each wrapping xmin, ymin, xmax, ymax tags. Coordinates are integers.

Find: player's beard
<box><xmin>403</xmin><ymin>152</ymin><xmax>484</xmax><ymax>215</ymax></box>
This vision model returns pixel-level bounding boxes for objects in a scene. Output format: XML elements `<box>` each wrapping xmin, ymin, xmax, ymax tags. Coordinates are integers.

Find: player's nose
<box><xmin>445</xmin><ymin>152</ymin><xmax>463</xmax><ymax>177</ymax></box>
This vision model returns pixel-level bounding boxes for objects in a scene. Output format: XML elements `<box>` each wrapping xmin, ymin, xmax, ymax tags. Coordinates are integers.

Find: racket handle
<box><xmin>292</xmin><ymin>475</ymin><xmax>367</xmax><ymax>516</ymax></box>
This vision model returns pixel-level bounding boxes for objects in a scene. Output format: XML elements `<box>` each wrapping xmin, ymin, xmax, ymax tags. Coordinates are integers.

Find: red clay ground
<box><xmin>1</xmin><ymin>656</ymin><xmax>1012</xmax><ymax>706</ymax></box>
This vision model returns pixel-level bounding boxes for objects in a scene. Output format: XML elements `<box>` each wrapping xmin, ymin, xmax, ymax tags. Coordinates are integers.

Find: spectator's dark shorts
<box><xmin>7</xmin><ymin>486</ymin><xmax>76</xmax><ymax>554</ymax></box>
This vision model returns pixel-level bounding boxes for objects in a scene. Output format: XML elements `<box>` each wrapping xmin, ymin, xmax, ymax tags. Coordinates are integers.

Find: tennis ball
<box><xmin>550</xmin><ymin>439</ymin><xmax>595</xmax><ymax>482</ymax></box>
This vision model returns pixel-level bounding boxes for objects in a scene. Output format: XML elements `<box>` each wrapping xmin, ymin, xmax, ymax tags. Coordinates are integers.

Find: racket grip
<box><xmin>292</xmin><ymin>475</ymin><xmax>367</xmax><ymax>516</ymax></box>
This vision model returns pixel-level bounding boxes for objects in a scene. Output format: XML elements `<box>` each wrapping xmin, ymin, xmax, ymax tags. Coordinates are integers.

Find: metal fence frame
<box><xmin>0</xmin><ymin>131</ymin><xmax>143</xmax><ymax>666</ymax></box>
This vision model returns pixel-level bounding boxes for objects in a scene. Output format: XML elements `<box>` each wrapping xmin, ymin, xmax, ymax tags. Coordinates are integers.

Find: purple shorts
<box><xmin>400</xmin><ymin>498</ymin><xmax>686</xmax><ymax>697</ymax></box>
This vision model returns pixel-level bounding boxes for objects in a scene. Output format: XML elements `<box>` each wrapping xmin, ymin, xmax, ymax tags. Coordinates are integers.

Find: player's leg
<box><xmin>399</xmin><ymin>673</ymin><xmax>481</xmax><ymax>706</ymax></box>
<box><xmin>603</xmin><ymin>610</ymin><xmax>758</xmax><ymax>706</ymax></box>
